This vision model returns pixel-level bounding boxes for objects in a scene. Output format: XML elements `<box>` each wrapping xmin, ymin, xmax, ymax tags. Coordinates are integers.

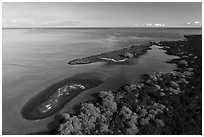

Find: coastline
<box><xmin>57</xmin><ymin>35</ymin><xmax>202</xmax><ymax>135</ymax></box>
<box><xmin>14</xmin><ymin>35</ymin><xmax>201</xmax><ymax>135</ymax></box>
<box><xmin>20</xmin><ymin>42</ymin><xmax>153</xmax><ymax>121</ymax></box>
<box><xmin>68</xmin><ymin>43</ymin><xmax>151</xmax><ymax>65</ymax></box>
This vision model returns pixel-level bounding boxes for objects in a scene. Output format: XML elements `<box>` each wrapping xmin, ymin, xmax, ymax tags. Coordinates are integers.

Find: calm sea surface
<box><xmin>2</xmin><ymin>28</ymin><xmax>201</xmax><ymax>134</ymax></box>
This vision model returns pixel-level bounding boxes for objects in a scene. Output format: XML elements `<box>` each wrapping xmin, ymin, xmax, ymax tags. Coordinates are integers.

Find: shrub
<box><xmin>120</xmin><ymin>106</ymin><xmax>132</xmax><ymax>120</ymax></box>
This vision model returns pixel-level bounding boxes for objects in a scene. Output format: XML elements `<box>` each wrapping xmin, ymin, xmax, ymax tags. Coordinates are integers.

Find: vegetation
<box><xmin>57</xmin><ymin>35</ymin><xmax>201</xmax><ymax>135</ymax></box>
<box><xmin>58</xmin><ymin>72</ymin><xmax>180</xmax><ymax>135</ymax></box>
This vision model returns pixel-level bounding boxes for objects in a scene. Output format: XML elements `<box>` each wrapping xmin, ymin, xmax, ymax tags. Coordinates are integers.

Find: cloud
<box><xmin>2</xmin><ymin>19</ymin><xmax>35</xmax><ymax>28</ymax></box>
<box><xmin>41</xmin><ymin>21</ymin><xmax>60</xmax><ymax>25</ymax></box>
<box><xmin>3</xmin><ymin>19</ymin><xmax>88</xmax><ymax>28</ymax></box>
<box><xmin>53</xmin><ymin>21</ymin><xmax>87</xmax><ymax>27</ymax></box>
<box><xmin>146</xmin><ymin>23</ymin><xmax>152</xmax><ymax>26</ymax></box>
<box><xmin>176</xmin><ymin>21</ymin><xmax>202</xmax><ymax>27</ymax></box>
<box><xmin>146</xmin><ymin>23</ymin><xmax>165</xmax><ymax>27</ymax></box>
<box><xmin>194</xmin><ymin>21</ymin><xmax>200</xmax><ymax>24</ymax></box>
<box><xmin>12</xmin><ymin>19</ymin><xmax>34</xmax><ymax>24</ymax></box>
<box><xmin>154</xmin><ymin>23</ymin><xmax>165</xmax><ymax>27</ymax></box>
<box><xmin>37</xmin><ymin>20</ymin><xmax>88</xmax><ymax>27</ymax></box>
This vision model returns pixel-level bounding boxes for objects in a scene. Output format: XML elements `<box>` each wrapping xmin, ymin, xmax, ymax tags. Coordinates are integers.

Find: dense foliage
<box><xmin>57</xmin><ymin>35</ymin><xmax>201</xmax><ymax>135</ymax></box>
<box><xmin>58</xmin><ymin>71</ymin><xmax>187</xmax><ymax>135</ymax></box>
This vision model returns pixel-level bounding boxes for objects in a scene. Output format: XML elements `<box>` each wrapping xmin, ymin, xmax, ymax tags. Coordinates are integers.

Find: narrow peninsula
<box><xmin>68</xmin><ymin>43</ymin><xmax>151</xmax><ymax>65</ymax></box>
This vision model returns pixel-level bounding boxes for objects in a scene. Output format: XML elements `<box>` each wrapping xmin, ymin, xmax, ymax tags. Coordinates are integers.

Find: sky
<box><xmin>2</xmin><ymin>2</ymin><xmax>202</xmax><ymax>28</ymax></box>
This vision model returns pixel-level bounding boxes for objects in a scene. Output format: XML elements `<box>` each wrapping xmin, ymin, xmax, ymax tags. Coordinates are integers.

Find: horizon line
<box><xmin>2</xmin><ymin>26</ymin><xmax>202</xmax><ymax>29</ymax></box>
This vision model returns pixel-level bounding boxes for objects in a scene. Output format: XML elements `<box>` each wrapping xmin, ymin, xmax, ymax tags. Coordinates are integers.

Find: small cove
<box><xmin>59</xmin><ymin>44</ymin><xmax>179</xmax><ymax>115</ymax></box>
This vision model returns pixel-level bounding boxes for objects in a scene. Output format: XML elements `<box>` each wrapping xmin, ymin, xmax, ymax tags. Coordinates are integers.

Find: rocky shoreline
<box><xmin>68</xmin><ymin>43</ymin><xmax>151</xmax><ymax>65</ymax></box>
<box><xmin>24</xmin><ymin>35</ymin><xmax>201</xmax><ymax>135</ymax></box>
<box><xmin>56</xmin><ymin>35</ymin><xmax>202</xmax><ymax>135</ymax></box>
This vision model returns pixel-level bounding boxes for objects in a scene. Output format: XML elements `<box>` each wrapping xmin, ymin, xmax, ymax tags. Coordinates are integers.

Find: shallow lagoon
<box><xmin>2</xmin><ymin>28</ymin><xmax>201</xmax><ymax>134</ymax></box>
<box><xmin>21</xmin><ymin>73</ymin><xmax>104</xmax><ymax>120</ymax></box>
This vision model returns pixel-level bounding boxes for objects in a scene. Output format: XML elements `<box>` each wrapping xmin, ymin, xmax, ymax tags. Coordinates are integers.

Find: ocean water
<box><xmin>2</xmin><ymin>28</ymin><xmax>201</xmax><ymax>134</ymax></box>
